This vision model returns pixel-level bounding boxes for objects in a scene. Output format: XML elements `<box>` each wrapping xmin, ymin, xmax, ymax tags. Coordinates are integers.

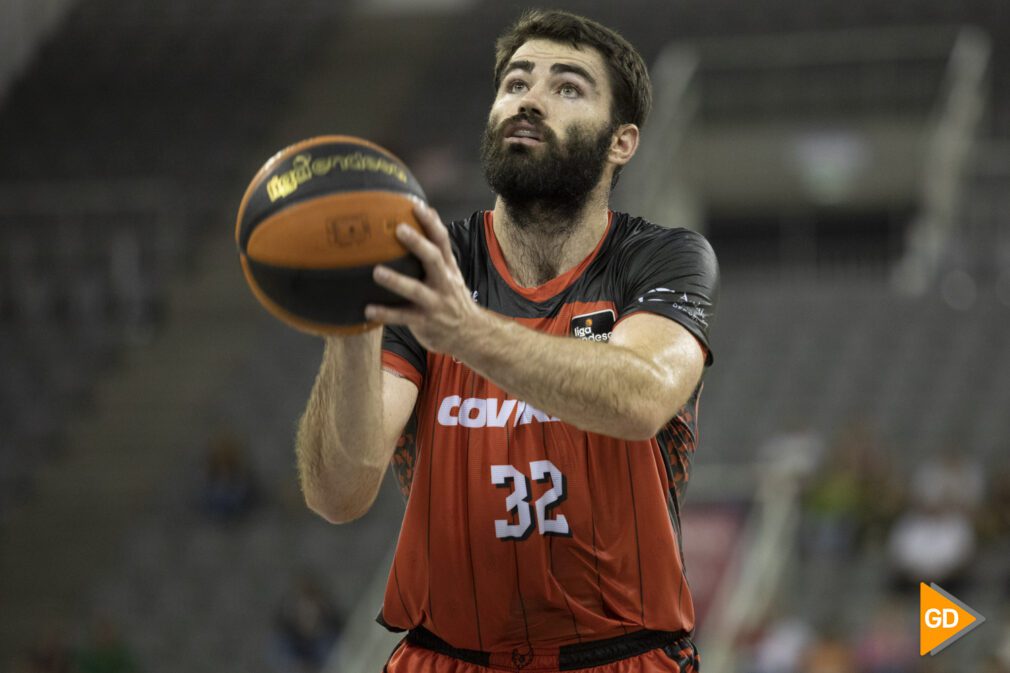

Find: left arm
<box><xmin>365</xmin><ymin>204</ymin><xmax>705</xmax><ymax>441</ymax></box>
<box><xmin>454</xmin><ymin>309</ymin><xmax>703</xmax><ymax>440</ymax></box>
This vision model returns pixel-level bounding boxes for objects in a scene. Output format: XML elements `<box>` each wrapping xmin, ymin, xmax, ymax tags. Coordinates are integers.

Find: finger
<box><xmin>406</xmin><ymin>194</ymin><xmax>427</xmax><ymax>211</ymax></box>
<box><xmin>413</xmin><ymin>203</ymin><xmax>454</xmax><ymax>266</ymax></box>
<box><xmin>373</xmin><ymin>264</ymin><xmax>439</xmax><ymax>307</ymax></box>
<box><xmin>364</xmin><ymin>303</ymin><xmax>422</xmax><ymax>326</ymax></box>
<box><xmin>396</xmin><ymin>223</ymin><xmax>447</xmax><ymax>282</ymax></box>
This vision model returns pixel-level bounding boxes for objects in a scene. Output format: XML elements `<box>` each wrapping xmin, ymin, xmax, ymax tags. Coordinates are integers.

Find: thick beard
<box><xmin>480</xmin><ymin>113</ymin><xmax>615</xmax><ymax>234</ymax></box>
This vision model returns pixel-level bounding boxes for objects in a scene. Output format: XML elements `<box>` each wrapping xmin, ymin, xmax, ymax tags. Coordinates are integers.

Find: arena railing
<box><xmin>892</xmin><ymin>26</ymin><xmax>991</xmax><ymax>295</ymax></box>
<box><xmin>611</xmin><ymin>44</ymin><xmax>701</xmax><ymax>232</ymax></box>
<box><xmin>325</xmin><ymin>545</ymin><xmax>402</xmax><ymax>673</ymax></box>
<box><xmin>696</xmin><ymin>451</ymin><xmax>805</xmax><ymax>673</ymax></box>
<box><xmin>0</xmin><ymin>0</ymin><xmax>77</xmax><ymax>106</ymax></box>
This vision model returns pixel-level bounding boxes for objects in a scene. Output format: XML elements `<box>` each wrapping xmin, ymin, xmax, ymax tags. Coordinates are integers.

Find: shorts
<box><xmin>384</xmin><ymin>626</ymin><xmax>701</xmax><ymax>673</ymax></box>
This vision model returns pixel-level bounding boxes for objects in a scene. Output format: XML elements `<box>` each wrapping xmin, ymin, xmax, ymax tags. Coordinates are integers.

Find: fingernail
<box><xmin>374</xmin><ymin>265</ymin><xmax>388</xmax><ymax>279</ymax></box>
<box><xmin>364</xmin><ymin>306</ymin><xmax>376</xmax><ymax>320</ymax></box>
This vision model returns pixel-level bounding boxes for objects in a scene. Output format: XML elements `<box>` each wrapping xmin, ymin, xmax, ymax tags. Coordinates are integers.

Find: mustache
<box><xmin>493</xmin><ymin>113</ymin><xmax>556</xmax><ymax>143</ymax></box>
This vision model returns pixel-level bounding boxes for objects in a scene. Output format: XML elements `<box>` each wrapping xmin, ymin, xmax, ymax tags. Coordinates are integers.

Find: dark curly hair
<box><xmin>493</xmin><ymin>9</ymin><xmax>652</xmax><ymax>130</ymax></box>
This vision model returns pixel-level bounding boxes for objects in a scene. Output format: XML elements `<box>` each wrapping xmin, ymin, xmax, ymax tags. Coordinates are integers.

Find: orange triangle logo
<box><xmin>920</xmin><ymin>582</ymin><xmax>985</xmax><ymax>655</ymax></box>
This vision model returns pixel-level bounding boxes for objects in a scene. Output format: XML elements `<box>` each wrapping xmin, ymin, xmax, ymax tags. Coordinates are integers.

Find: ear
<box><xmin>608</xmin><ymin>123</ymin><xmax>639</xmax><ymax>167</ymax></box>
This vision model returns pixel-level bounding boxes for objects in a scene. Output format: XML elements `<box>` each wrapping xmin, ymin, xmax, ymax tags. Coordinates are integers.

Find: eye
<box><xmin>506</xmin><ymin>79</ymin><xmax>528</xmax><ymax>94</ymax></box>
<box><xmin>558</xmin><ymin>83</ymin><xmax>581</xmax><ymax>98</ymax></box>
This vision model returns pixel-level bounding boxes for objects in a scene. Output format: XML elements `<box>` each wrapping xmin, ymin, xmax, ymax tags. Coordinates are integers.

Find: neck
<box><xmin>491</xmin><ymin>185</ymin><xmax>610</xmax><ymax>288</ymax></box>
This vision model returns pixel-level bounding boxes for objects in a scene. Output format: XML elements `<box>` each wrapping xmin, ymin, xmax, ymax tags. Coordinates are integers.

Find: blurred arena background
<box><xmin>1</xmin><ymin>0</ymin><xmax>1008</xmax><ymax>671</ymax></box>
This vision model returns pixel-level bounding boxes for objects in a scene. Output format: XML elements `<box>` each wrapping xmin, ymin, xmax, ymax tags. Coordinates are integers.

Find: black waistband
<box><xmin>405</xmin><ymin>626</ymin><xmax>692</xmax><ymax>671</ymax></box>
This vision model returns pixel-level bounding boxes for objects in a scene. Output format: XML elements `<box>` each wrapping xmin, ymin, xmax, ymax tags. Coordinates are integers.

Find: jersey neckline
<box><xmin>482</xmin><ymin>210</ymin><xmax>615</xmax><ymax>303</ymax></box>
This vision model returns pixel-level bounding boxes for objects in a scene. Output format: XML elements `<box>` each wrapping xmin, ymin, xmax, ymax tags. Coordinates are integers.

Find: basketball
<box><xmin>235</xmin><ymin>135</ymin><xmax>427</xmax><ymax>335</ymax></box>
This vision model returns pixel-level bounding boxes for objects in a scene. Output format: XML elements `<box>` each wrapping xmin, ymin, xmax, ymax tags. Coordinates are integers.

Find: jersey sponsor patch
<box><xmin>570</xmin><ymin>309</ymin><xmax>615</xmax><ymax>342</ymax></box>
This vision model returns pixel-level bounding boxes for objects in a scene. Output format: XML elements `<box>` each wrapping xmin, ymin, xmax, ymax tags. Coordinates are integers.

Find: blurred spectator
<box><xmin>758</xmin><ymin>419</ymin><xmax>826</xmax><ymax>480</ymax></box>
<box><xmin>993</xmin><ymin>612</ymin><xmax>1010</xmax><ymax>673</ymax></box>
<box><xmin>854</xmin><ymin>597</ymin><xmax>916</xmax><ymax>673</ymax></box>
<box><xmin>801</xmin><ymin>421</ymin><xmax>900</xmax><ymax>557</ymax></box>
<box><xmin>745</xmin><ymin>613</ymin><xmax>813</xmax><ymax>673</ymax></box>
<box><xmin>852</xmin><ymin>446</ymin><xmax>904</xmax><ymax>546</ymax></box>
<box><xmin>21</xmin><ymin>623</ymin><xmax>73</xmax><ymax>673</ymax></box>
<box><xmin>979</xmin><ymin>466</ymin><xmax>1010</xmax><ymax>544</ymax></box>
<box><xmin>983</xmin><ymin>656</ymin><xmax>1010</xmax><ymax>673</ymax></box>
<box><xmin>272</xmin><ymin>573</ymin><xmax>344</xmax><ymax>673</ymax></box>
<box><xmin>197</xmin><ymin>431</ymin><xmax>260</xmax><ymax>523</ymax></box>
<box><xmin>74</xmin><ymin>617</ymin><xmax>140</xmax><ymax>673</ymax></box>
<box><xmin>800</xmin><ymin>630</ymin><xmax>856</xmax><ymax>673</ymax></box>
<box><xmin>803</xmin><ymin>457</ymin><xmax>862</xmax><ymax>557</ymax></box>
<box><xmin>886</xmin><ymin>499</ymin><xmax>976</xmax><ymax>594</ymax></box>
<box><xmin>910</xmin><ymin>450</ymin><xmax>985</xmax><ymax>514</ymax></box>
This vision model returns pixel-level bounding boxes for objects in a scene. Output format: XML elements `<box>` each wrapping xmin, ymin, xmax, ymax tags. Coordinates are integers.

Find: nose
<box><xmin>516</xmin><ymin>83</ymin><xmax>545</xmax><ymax>119</ymax></box>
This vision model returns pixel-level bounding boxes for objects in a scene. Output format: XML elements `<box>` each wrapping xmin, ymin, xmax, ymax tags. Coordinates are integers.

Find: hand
<box><xmin>365</xmin><ymin>203</ymin><xmax>483</xmax><ymax>355</ymax></box>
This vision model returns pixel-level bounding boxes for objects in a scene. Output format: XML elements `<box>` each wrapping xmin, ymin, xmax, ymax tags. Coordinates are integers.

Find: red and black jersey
<box><xmin>378</xmin><ymin>210</ymin><xmax>719</xmax><ymax>653</ymax></box>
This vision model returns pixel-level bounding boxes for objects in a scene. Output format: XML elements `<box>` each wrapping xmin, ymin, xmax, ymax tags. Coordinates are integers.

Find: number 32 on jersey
<box><xmin>490</xmin><ymin>460</ymin><xmax>570</xmax><ymax>540</ymax></box>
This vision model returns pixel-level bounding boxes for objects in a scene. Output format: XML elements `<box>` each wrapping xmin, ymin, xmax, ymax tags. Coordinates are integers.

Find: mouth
<box><xmin>504</xmin><ymin>120</ymin><xmax>544</xmax><ymax>146</ymax></box>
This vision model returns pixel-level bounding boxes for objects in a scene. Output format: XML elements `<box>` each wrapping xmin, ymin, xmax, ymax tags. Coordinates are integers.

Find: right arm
<box><xmin>295</xmin><ymin>329</ymin><xmax>419</xmax><ymax>524</ymax></box>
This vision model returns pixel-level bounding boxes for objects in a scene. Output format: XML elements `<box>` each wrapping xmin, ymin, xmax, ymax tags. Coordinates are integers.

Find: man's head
<box><xmin>492</xmin><ymin>10</ymin><xmax>651</xmax><ymax>133</ymax></box>
<box><xmin>480</xmin><ymin>10</ymin><xmax>652</xmax><ymax>219</ymax></box>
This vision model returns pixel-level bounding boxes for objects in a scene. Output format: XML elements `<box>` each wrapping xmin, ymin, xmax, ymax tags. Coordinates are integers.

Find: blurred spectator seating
<box><xmin>196</xmin><ymin>430</ymin><xmax>261</xmax><ymax>524</ymax></box>
<box><xmin>74</xmin><ymin>617</ymin><xmax>140</xmax><ymax>673</ymax></box>
<box><xmin>271</xmin><ymin>573</ymin><xmax>345</xmax><ymax>673</ymax></box>
<box><xmin>0</xmin><ymin>0</ymin><xmax>336</xmax><ymax>520</ymax></box>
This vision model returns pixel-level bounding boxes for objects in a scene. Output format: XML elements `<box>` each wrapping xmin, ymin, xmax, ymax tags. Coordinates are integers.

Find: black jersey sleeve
<box><xmin>617</xmin><ymin>226</ymin><xmax>719</xmax><ymax>365</ymax></box>
<box><xmin>382</xmin><ymin>324</ymin><xmax>426</xmax><ymax>382</ymax></box>
<box><xmin>380</xmin><ymin>214</ymin><xmax>478</xmax><ymax>383</ymax></box>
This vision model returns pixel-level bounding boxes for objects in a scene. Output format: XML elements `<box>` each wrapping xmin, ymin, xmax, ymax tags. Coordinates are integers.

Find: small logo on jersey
<box><xmin>637</xmin><ymin>288</ymin><xmax>708</xmax><ymax>327</ymax></box>
<box><xmin>511</xmin><ymin>644</ymin><xmax>534</xmax><ymax>670</ymax></box>
<box><xmin>570</xmin><ymin>309</ymin><xmax>615</xmax><ymax>342</ymax></box>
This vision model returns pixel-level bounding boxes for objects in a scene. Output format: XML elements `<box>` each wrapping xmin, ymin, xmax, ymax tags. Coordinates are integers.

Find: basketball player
<box><xmin>296</xmin><ymin>10</ymin><xmax>718</xmax><ymax>673</ymax></box>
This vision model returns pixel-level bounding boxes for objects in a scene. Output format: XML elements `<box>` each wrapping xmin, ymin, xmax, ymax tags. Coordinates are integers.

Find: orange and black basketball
<box><xmin>236</xmin><ymin>135</ymin><xmax>426</xmax><ymax>335</ymax></box>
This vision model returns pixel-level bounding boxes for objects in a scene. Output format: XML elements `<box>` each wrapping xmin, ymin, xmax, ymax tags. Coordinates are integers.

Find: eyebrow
<box><xmin>503</xmin><ymin>60</ymin><xmax>598</xmax><ymax>88</ymax></box>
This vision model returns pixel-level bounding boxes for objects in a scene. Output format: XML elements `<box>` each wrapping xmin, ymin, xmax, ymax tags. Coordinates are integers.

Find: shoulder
<box><xmin>608</xmin><ymin>212</ymin><xmax>718</xmax><ymax>274</ymax></box>
<box><xmin>444</xmin><ymin>210</ymin><xmax>485</xmax><ymax>254</ymax></box>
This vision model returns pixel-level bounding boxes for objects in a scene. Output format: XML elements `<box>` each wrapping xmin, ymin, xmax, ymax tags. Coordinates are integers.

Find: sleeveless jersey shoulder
<box><xmin>606</xmin><ymin>213</ymin><xmax>720</xmax><ymax>364</ymax></box>
<box><xmin>381</xmin><ymin>211</ymin><xmax>485</xmax><ymax>386</ymax></box>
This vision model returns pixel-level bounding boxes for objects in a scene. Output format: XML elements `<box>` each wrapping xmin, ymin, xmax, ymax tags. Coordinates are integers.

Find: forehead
<box><xmin>507</xmin><ymin>38</ymin><xmax>608</xmax><ymax>86</ymax></box>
